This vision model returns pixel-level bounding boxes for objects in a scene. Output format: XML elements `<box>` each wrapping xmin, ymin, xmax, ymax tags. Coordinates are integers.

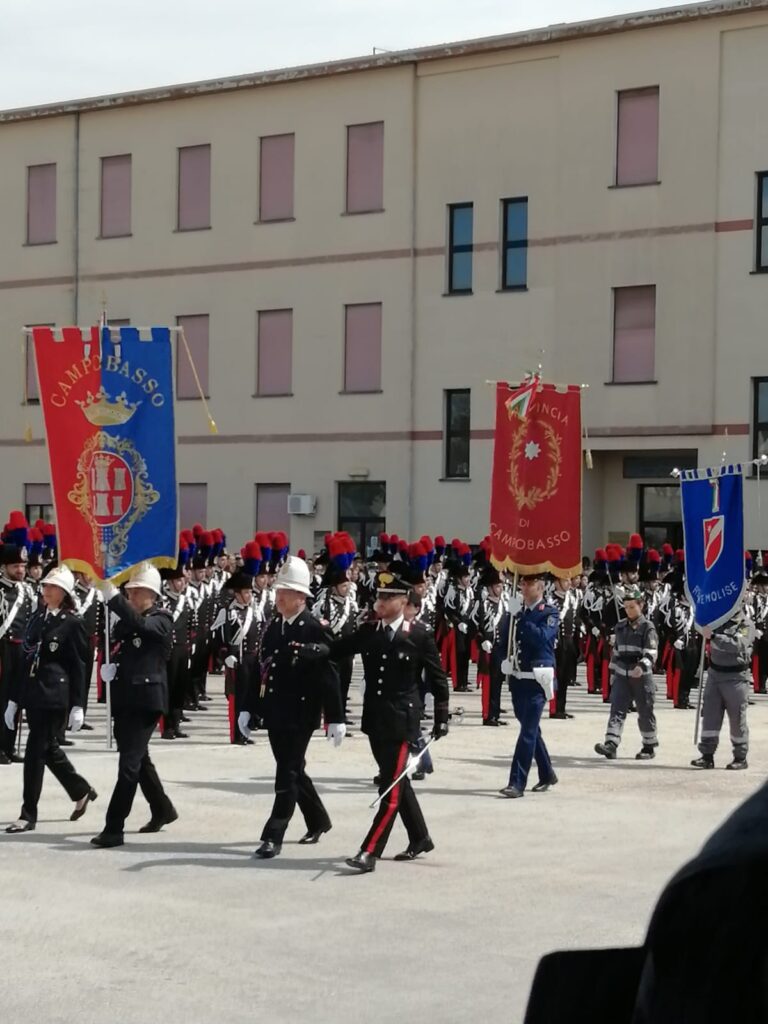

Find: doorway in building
<box><xmin>338</xmin><ymin>481</ymin><xmax>386</xmax><ymax>557</ymax></box>
<box><xmin>638</xmin><ymin>484</ymin><xmax>683</xmax><ymax>550</ymax></box>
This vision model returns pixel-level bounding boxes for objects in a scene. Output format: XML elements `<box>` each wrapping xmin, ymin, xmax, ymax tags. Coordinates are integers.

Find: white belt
<box><xmin>511</xmin><ymin>671</ymin><xmax>536</xmax><ymax>680</ymax></box>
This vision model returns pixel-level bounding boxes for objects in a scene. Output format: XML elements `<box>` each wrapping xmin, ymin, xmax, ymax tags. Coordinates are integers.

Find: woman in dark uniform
<box><xmin>5</xmin><ymin>565</ymin><xmax>96</xmax><ymax>834</ymax></box>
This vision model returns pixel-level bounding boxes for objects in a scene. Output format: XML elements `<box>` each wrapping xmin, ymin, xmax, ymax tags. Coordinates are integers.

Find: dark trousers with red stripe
<box><xmin>261</xmin><ymin>729</ymin><xmax>331</xmax><ymax>843</ymax></box>
<box><xmin>363</xmin><ymin>736</ymin><xmax>428</xmax><ymax>858</ymax></box>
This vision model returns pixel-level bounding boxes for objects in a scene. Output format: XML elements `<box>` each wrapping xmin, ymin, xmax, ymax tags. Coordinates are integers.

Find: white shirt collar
<box><xmin>284</xmin><ymin>610</ymin><xmax>303</xmax><ymax>626</ymax></box>
<box><xmin>383</xmin><ymin>615</ymin><xmax>404</xmax><ymax>634</ymax></box>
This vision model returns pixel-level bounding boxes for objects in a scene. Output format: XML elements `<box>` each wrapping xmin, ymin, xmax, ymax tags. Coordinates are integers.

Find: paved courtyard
<box><xmin>0</xmin><ymin>668</ymin><xmax>764</xmax><ymax>1023</ymax></box>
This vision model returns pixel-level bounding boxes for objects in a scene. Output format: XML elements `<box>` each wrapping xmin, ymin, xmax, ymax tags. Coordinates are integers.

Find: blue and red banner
<box><xmin>31</xmin><ymin>325</ymin><xmax>177</xmax><ymax>582</ymax></box>
<box><xmin>681</xmin><ymin>465</ymin><xmax>746</xmax><ymax>629</ymax></box>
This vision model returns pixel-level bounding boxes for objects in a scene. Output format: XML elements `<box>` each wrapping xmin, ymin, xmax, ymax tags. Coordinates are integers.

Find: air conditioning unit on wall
<box><xmin>288</xmin><ymin>493</ymin><xmax>317</xmax><ymax>516</ymax></box>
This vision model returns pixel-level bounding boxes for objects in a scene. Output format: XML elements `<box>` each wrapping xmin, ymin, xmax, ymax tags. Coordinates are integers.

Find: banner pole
<box><xmin>104</xmin><ymin>599</ymin><xmax>113</xmax><ymax>751</ymax></box>
<box><xmin>505</xmin><ymin>571</ymin><xmax>519</xmax><ymax>682</ymax></box>
<box><xmin>692</xmin><ymin>630</ymin><xmax>707</xmax><ymax>746</ymax></box>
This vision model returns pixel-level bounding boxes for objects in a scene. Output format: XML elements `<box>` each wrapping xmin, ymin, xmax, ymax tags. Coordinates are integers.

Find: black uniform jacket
<box><xmin>16</xmin><ymin>608</ymin><xmax>89</xmax><ymax>710</ymax></box>
<box><xmin>254</xmin><ymin>609</ymin><xmax>343</xmax><ymax>732</ymax></box>
<box><xmin>109</xmin><ymin>594</ymin><xmax>172</xmax><ymax>714</ymax></box>
<box><xmin>331</xmin><ymin>620</ymin><xmax>449</xmax><ymax>742</ymax></box>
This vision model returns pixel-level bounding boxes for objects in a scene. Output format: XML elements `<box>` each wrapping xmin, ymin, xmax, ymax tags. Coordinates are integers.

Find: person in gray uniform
<box><xmin>595</xmin><ymin>587</ymin><xmax>659</xmax><ymax>761</ymax></box>
<box><xmin>691</xmin><ymin>611</ymin><xmax>751</xmax><ymax>771</ymax></box>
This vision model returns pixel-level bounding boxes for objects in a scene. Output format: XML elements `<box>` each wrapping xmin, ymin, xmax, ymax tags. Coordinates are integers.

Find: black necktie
<box><xmin>386</xmin><ymin>625</ymin><xmax>395</xmax><ymax>642</ymax></box>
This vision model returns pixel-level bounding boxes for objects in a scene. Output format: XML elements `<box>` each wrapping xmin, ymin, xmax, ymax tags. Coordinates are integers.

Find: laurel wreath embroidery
<box><xmin>507</xmin><ymin>417</ymin><xmax>562</xmax><ymax>510</ymax></box>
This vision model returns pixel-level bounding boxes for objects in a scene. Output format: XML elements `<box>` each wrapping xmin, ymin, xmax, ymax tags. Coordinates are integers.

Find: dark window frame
<box><xmin>637</xmin><ymin>483</ymin><xmax>682</xmax><ymax>550</ymax></box>
<box><xmin>756</xmin><ymin>172</ymin><xmax>768</xmax><ymax>272</ymax></box>
<box><xmin>501</xmin><ymin>197</ymin><xmax>528</xmax><ymax>290</ymax></box>
<box><xmin>752</xmin><ymin>377</ymin><xmax>768</xmax><ymax>463</ymax></box>
<box><xmin>444</xmin><ymin>388</ymin><xmax>471</xmax><ymax>479</ymax></box>
<box><xmin>447</xmin><ymin>202</ymin><xmax>473</xmax><ymax>295</ymax></box>
<box><xmin>337</xmin><ymin>480</ymin><xmax>387</xmax><ymax>557</ymax></box>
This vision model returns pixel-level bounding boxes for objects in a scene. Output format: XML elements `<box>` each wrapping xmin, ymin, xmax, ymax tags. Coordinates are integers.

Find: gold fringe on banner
<box><xmin>178</xmin><ymin>327</ymin><xmax>218</xmax><ymax>434</ymax></box>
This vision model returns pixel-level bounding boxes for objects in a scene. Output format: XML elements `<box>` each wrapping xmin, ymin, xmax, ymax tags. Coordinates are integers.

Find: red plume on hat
<box><xmin>434</xmin><ymin>536</ymin><xmax>446</xmax><ymax>555</ymax></box>
<box><xmin>627</xmin><ymin>533</ymin><xmax>644</xmax><ymax>564</ymax></box>
<box><xmin>241</xmin><ymin>541</ymin><xmax>262</xmax><ymax>576</ymax></box>
<box><xmin>647</xmin><ymin>549</ymin><xmax>661</xmax><ymax>565</ymax></box>
<box><xmin>675</xmin><ymin>549</ymin><xmax>685</xmax><ymax>564</ymax></box>
<box><xmin>192</xmin><ymin>523</ymin><xmax>204</xmax><ymax>538</ymax></box>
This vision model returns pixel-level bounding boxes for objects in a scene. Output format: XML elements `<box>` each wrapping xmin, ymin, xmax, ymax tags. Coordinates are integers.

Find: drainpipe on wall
<box><xmin>406</xmin><ymin>62</ymin><xmax>419</xmax><ymax>539</ymax></box>
<box><xmin>72</xmin><ymin>110</ymin><xmax>80</xmax><ymax>324</ymax></box>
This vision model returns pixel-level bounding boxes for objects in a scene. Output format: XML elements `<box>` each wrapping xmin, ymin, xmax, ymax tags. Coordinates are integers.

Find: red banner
<box><xmin>489</xmin><ymin>379</ymin><xmax>582</xmax><ymax>577</ymax></box>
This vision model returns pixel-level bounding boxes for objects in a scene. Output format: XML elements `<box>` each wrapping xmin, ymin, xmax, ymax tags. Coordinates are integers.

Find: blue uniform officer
<box><xmin>494</xmin><ymin>573</ymin><xmax>559</xmax><ymax>798</ymax></box>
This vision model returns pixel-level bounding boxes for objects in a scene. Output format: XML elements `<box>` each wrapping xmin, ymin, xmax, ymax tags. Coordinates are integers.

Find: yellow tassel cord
<box><xmin>178</xmin><ymin>327</ymin><xmax>218</xmax><ymax>434</ymax></box>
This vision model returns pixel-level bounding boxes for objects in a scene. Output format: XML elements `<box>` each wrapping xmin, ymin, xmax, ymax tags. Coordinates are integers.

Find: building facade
<box><xmin>2</xmin><ymin>0</ymin><xmax>768</xmax><ymax>557</ymax></box>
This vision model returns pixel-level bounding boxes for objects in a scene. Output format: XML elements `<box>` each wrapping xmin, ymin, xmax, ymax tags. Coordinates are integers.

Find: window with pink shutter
<box><xmin>613</xmin><ymin>286</ymin><xmax>656</xmax><ymax>383</ymax></box>
<box><xmin>257</xmin><ymin>309</ymin><xmax>293</xmax><ymax>395</ymax></box>
<box><xmin>179</xmin><ymin>483</ymin><xmax>207</xmax><ymax>527</ymax></box>
<box><xmin>255</xmin><ymin>484</ymin><xmax>291</xmax><ymax>537</ymax></box>
<box><xmin>616</xmin><ymin>87</ymin><xmax>659</xmax><ymax>186</ymax></box>
<box><xmin>259</xmin><ymin>134</ymin><xmax>295</xmax><ymax>221</ymax></box>
<box><xmin>346</xmin><ymin>122</ymin><xmax>384</xmax><ymax>214</ymax></box>
<box><xmin>176</xmin><ymin>314</ymin><xmax>210</xmax><ymax>398</ymax></box>
<box><xmin>177</xmin><ymin>145</ymin><xmax>211</xmax><ymax>230</ymax></box>
<box><xmin>23</xmin><ymin>324</ymin><xmax>51</xmax><ymax>402</ymax></box>
<box><xmin>100</xmin><ymin>154</ymin><xmax>132</xmax><ymax>238</ymax></box>
<box><xmin>344</xmin><ymin>303</ymin><xmax>382</xmax><ymax>393</ymax></box>
<box><xmin>26</xmin><ymin>164</ymin><xmax>57</xmax><ymax>244</ymax></box>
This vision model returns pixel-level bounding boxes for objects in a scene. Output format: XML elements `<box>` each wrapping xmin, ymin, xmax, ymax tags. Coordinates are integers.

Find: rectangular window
<box><xmin>756</xmin><ymin>172</ymin><xmax>768</xmax><ymax>272</ymax></box>
<box><xmin>257</xmin><ymin>309</ymin><xmax>293</xmax><ymax>395</ymax></box>
<box><xmin>177</xmin><ymin>144</ymin><xmax>211</xmax><ymax>230</ymax></box>
<box><xmin>622</xmin><ymin>452</ymin><xmax>697</xmax><ymax>479</ymax></box>
<box><xmin>501</xmin><ymin>197</ymin><xmax>528</xmax><ymax>290</ymax></box>
<box><xmin>753</xmin><ymin>378</ymin><xmax>768</xmax><ymax>461</ymax></box>
<box><xmin>638</xmin><ymin>484</ymin><xmax>682</xmax><ymax>551</ymax></box>
<box><xmin>256</xmin><ymin>483</ymin><xmax>291</xmax><ymax>537</ymax></box>
<box><xmin>343</xmin><ymin>303</ymin><xmax>382</xmax><ymax>393</ymax></box>
<box><xmin>337</xmin><ymin>481</ymin><xmax>386</xmax><ymax>557</ymax></box>
<box><xmin>26</xmin><ymin>163</ymin><xmax>57</xmax><ymax>244</ymax></box>
<box><xmin>616</xmin><ymin>87</ymin><xmax>659</xmax><ymax>187</ymax></box>
<box><xmin>444</xmin><ymin>389</ymin><xmax>471</xmax><ymax>479</ymax></box>
<box><xmin>259</xmin><ymin>134</ymin><xmax>295</xmax><ymax>221</ymax></box>
<box><xmin>23</xmin><ymin>324</ymin><xmax>52</xmax><ymax>403</ymax></box>
<box><xmin>100</xmin><ymin>154</ymin><xmax>132</xmax><ymax>238</ymax></box>
<box><xmin>178</xmin><ymin>483</ymin><xmax>207</xmax><ymax>527</ymax></box>
<box><xmin>346</xmin><ymin>122</ymin><xmax>384</xmax><ymax>214</ymax></box>
<box><xmin>448</xmin><ymin>203</ymin><xmax>473</xmax><ymax>294</ymax></box>
<box><xmin>176</xmin><ymin>314</ymin><xmax>210</xmax><ymax>399</ymax></box>
<box><xmin>25</xmin><ymin>483</ymin><xmax>54</xmax><ymax>526</ymax></box>
<box><xmin>612</xmin><ymin>285</ymin><xmax>656</xmax><ymax>383</ymax></box>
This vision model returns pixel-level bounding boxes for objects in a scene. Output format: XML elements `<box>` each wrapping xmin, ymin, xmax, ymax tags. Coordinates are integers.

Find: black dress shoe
<box><xmin>161</xmin><ymin>731</ymin><xmax>176</xmax><ymax>740</ymax></box>
<box><xmin>5</xmin><ymin>819</ymin><xmax>35</xmax><ymax>834</ymax></box>
<box><xmin>394</xmin><ymin>837</ymin><xmax>435</xmax><ymax>861</ymax></box>
<box><xmin>199</xmin><ymin>694</ymin><xmax>212</xmax><ymax>702</ymax></box>
<box><xmin>298</xmin><ymin>825</ymin><xmax>332</xmax><ymax>845</ymax></box>
<box><xmin>372</xmin><ymin>774</ymin><xmax>381</xmax><ymax>786</ymax></box>
<box><xmin>60</xmin><ymin>739</ymin><xmax>75</xmax><ymax>747</ymax></box>
<box><xmin>173</xmin><ymin>730</ymin><xmax>189</xmax><ymax>739</ymax></box>
<box><xmin>180</xmin><ymin>714</ymin><xmax>191</xmax><ymax>723</ymax></box>
<box><xmin>90</xmin><ymin>832</ymin><xmax>124</xmax><ymax>848</ymax></box>
<box><xmin>138</xmin><ymin>807</ymin><xmax>179</xmax><ymax>833</ymax></box>
<box><xmin>726</xmin><ymin>758</ymin><xmax>748</xmax><ymax>770</ymax></box>
<box><xmin>8</xmin><ymin>753</ymin><xmax>24</xmax><ymax>764</ymax></box>
<box><xmin>0</xmin><ymin>751</ymin><xmax>11</xmax><ymax>765</ymax></box>
<box><xmin>254</xmin><ymin>840</ymin><xmax>282</xmax><ymax>859</ymax></box>
<box><xmin>80</xmin><ymin>722</ymin><xmax>94</xmax><ymax>731</ymax></box>
<box><xmin>532</xmin><ymin>774</ymin><xmax>558</xmax><ymax>793</ymax></box>
<box><xmin>345</xmin><ymin>851</ymin><xmax>376</xmax><ymax>873</ymax></box>
<box><xmin>411</xmin><ymin>769</ymin><xmax>425</xmax><ymax>781</ymax></box>
<box><xmin>483</xmin><ymin>718</ymin><xmax>500</xmax><ymax>727</ymax></box>
<box><xmin>499</xmin><ymin>785</ymin><xmax>525</xmax><ymax>798</ymax></box>
<box><xmin>70</xmin><ymin>788</ymin><xmax>98</xmax><ymax>821</ymax></box>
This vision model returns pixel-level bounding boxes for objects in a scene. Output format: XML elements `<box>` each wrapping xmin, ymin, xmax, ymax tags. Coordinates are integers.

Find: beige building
<box><xmin>3</xmin><ymin>0</ymin><xmax>768</xmax><ymax>558</ymax></box>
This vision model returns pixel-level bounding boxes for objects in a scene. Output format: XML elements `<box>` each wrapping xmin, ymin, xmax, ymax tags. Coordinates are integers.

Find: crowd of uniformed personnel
<box><xmin>0</xmin><ymin>513</ymin><xmax>764</xmax><ymax>859</ymax></box>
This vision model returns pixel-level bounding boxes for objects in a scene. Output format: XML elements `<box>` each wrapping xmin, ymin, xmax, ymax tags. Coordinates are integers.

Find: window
<box><xmin>447</xmin><ymin>203</ymin><xmax>473</xmax><ymax>294</ymax></box>
<box><xmin>100</xmin><ymin>154</ymin><xmax>132</xmax><ymax>238</ymax></box>
<box><xmin>638</xmin><ymin>484</ymin><xmax>682</xmax><ymax>551</ymax></box>
<box><xmin>256</xmin><ymin>483</ymin><xmax>290</xmax><ymax>536</ymax></box>
<box><xmin>25</xmin><ymin>484</ymin><xmax>54</xmax><ymax>525</ymax></box>
<box><xmin>612</xmin><ymin>286</ymin><xmax>656</xmax><ymax>383</ymax></box>
<box><xmin>623</xmin><ymin>452</ymin><xmax>696</xmax><ymax>479</ymax></box>
<box><xmin>178</xmin><ymin>483</ymin><xmax>207</xmax><ymax>527</ymax></box>
<box><xmin>177</xmin><ymin>144</ymin><xmax>211</xmax><ymax>230</ymax></box>
<box><xmin>501</xmin><ymin>197</ymin><xmax>528</xmax><ymax>290</ymax></box>
<box><xmin>337</xmin><ymin>481</ymin><xmax>386</xmax><ymax>556</ymax></box>
<box><xmin>176</xmin><ymin>314</ymin><xmax>209</xmax><ymax>398</ymax></box>
<box><xmin>259</xmin><ymin>134</ymin><xmax>294</xmax><ymax>221</ymax></box>
<box><xmin>346</xmin><ymin>122</ymin><xmax>384</xmax><ymax>214</ymax></box>
<box><xmin>257</xmin><ymin>309</ymin><xmax>293</xmax><ymax>395</ymax></box>
<box><xmin>444</xmin><ymin>389</ymin><xmax>471</xmax><ymax>479</ymax></box>
<box><xmin>616</xmin><ymin>87</ymin><xmax>660</xmax><ymax>187</ymax></box>
<box><xmin>26</xmin><ymin>163</ymin><xmax>57</xmax><ymax>244</ymax></box>
<box><xmin>23</xmin><ymin>323</ymin><xmax>52</xmax><ymax>403</ymax></box>
<box><xmin>756</xmin><ymin>172</ymin><xmax>768</xmax><ymax>272</ymax></box>
<box><xmin>753</xmin><ymin>379</ymin><xmax>768</xmax><ymax>462</ymax></box>
<box><xmin>344</xmin><ymin>303</ymin><xmax>382</xmax><ymax>393</ymax></box>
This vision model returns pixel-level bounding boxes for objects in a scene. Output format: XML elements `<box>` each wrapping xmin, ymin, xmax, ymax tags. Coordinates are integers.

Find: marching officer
<box><xmin>549</xmin><ymin>575</ymin><xmax>580</xmax><ymax>720</ymax></box>
<box><xmin>91</xmin><ymin>564</ymin><xmax>178</xmax><ymax>847</ymax></box>
<box><xmin>691</xmin><ymin>611</ymin><xmax>751</xmax><ymax>771</ymax></box>
<box><xmin>495</xmin><ymin>573</ymin><xmax>558</xmax><ymax>798</ymax></box>
<box><xmin>4</xmin><ymin>565</ymin><xmax>96</xmax><ymax>833</ymax></box>
<box><xmin>471</xmin><ymin>565</ymin><xmax>509</xmax><ymax>727</ymax></box>
<box><xmin>73</xmin><ymin>571</ymin><xmax>100</xmax><ymax>731</ymax></box>
<box><xmin>159</xmin><ymin>563</ymin><xmax>191</xmax><ymax>740</ymax></box>
<box><xmin>243</xmin><ymin>556</ymin><xmax>345</xmax><ymax>860</ymax></box>
<box><xmin>594</xmin><ymin>587</ymin><xmax>659</xmax><ymax>761</ymax></box>
<box><xmin>311</xmin><ymin>556</ymin><xmax>359</xmax><ymax>725</ymax></box>
<box><xmin>0</xmin><ymin>542</ymin><xmax>36</xmax><ymax>764</ymax></box>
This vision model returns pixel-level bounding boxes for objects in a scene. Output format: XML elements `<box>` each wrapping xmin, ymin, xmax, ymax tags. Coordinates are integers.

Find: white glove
<box><xmin>68</xmin><ymin>706</ymin><xmax>84</xmax><ymax>732</ymax></box>
<box><xmin>501</xmin><ymin>658</ymin><xmax>515</xmax><ymax>675</ymax></box>
<box><xmin>591</xmin><ymin>627</ymin><xmax>601</xmax><ymax>638</ymax></box>
<box><xmin>481</xmin><ymin>640</ymin><xmax>493</xmax><ymax>653</ymax></box>
<box><xmin>507</xmin><ymin>596</ymin><xmax>523</xmax><ymax>617</ymax></box>
<box><xmin>327</xmin><ymin>723</ymin><xmax>346</xmax><ymax>748</ymax></box>
<box><xmin>628</xmin><ymin>666</ymin><xmax>643</xmax><ymax>680</ymax></box>
<box><xmin>755</xmin><ymin>629</ymin><xmax>764</xmax><ymax>640</ymax></box>
<box><xmin>674</xmin><ymin>639</ymin><xmax>684</xmax><ymax>650</ymax></box>
<box><xmin>359</xmin><ymin>678</ymin><xmax>366</xmax><ymax>699</ymax></box>
<box><xmin>458</xmin><ymin>622</ymin><xmax>468</xmax><ymax>634</ymax></box>
<box><xmin>224</xmin><ymin>655</ymin><xmax>237</xmax><ymax>669</ymax></box>
<box><xmin>100</xmin><ymin>663</ymin><xmax>117</xmax><ymax>683</ymax></box>
<box><xmin>238</xmin><ymin>711</ymin><xmax>252</xmax><ymax>739</ymax></box>
<box><xmin>4</xmin><ymin>700</ymin><xmax>18</xmax><ymax>731</ymax></box>
<box><xmin>98</xmin><ymin>580</ymin><xmax>118</xmax><ymax>601</ymax></box>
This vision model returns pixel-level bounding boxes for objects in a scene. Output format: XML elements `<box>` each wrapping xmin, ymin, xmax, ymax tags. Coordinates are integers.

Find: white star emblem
<box><xmin>524</xmin><ymin>441</ymin><xmax>541</xmax><ymax>461</ymax></box>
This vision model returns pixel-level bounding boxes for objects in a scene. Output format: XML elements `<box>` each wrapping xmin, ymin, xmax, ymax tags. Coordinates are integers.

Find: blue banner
<box><xmin>681</xmin><ymin>465</ymin><xmax>746</xmax><ymax>629</ymax></box>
